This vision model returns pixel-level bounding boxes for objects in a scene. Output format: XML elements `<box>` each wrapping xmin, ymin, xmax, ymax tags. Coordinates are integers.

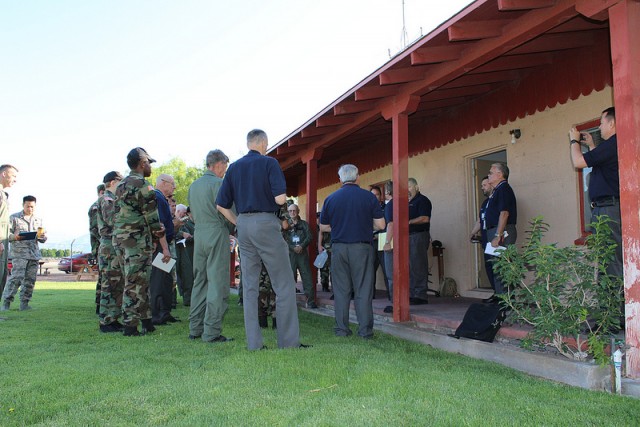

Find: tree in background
<box><xmin>149</xmin><ymin>157</ymin><xmax>205</xmax><ymax>206</ymax></box>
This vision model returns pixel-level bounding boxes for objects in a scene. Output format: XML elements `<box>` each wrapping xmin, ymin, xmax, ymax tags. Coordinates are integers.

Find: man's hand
<box><xmin>161</xmin><ymin>248</ymin><xmax>172</xmax><ymax>263</ymax></box>
<box><xmin>491</xmin><ymin>235</ymin><xmax>501</xmax><ymax>248</ymax></box>
<box><xmin>153</xmin><ymin>224</ymin><xmax>166</xmax><ymax>238</ymax></box>
<box><xmin>182</xmin><ymin>232</ymin><xmax>192</xmax><ymax>239</ymax></box>
<box><xmin>294</xmin><ymin>245</ymin><xmax>303</xmax><ymax>254</ymax></box>
<box><xmin>383</xmin><ymin>242</ymin><xmax>392</xmax><ymax>252</ymax></box>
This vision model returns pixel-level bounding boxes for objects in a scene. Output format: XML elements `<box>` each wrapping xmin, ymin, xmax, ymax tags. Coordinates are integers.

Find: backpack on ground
<box><xmin>450</xmin><ymin>303</ymin><xmax>507</xmax><ymax>343</ymax></box>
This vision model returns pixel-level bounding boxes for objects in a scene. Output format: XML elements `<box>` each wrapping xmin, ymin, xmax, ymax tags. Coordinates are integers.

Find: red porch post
<box><xmin>609</xmin><ymin>0</ymin><xmax>640</xmax><ymax>379</ymax></box>
<box><xmin>302</xmin><ymin>149</ymin><xmax>322</xmax><ymax>304</ymax></box>
<box><xmin>383</xmin><ymin>95</ymin><xmax>420</xmax><ymax>322</ymax></box>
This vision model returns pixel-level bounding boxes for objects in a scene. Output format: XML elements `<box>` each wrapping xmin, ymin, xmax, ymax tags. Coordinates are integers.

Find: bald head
<box><xmin>156</xmin><ymin>174</ymin><xmax>175</xmax><ymax>197</ymax></box>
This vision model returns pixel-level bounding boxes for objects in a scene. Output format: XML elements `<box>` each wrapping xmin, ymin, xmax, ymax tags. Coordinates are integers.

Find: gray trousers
<box><xmin>409</xmin><ymin>231</ymin><xmax>430</xmax><ymax>299</ymax></box>
<box><xmin>189</xmin><ymin>225</ymin><xmax>230</xmax><ymax>341</ymax></box>
<box><xmin>331</xmin><ymin>242</ymin><xmax>374</xmax><ymax>338</ymax></box>
<box><xmin>487</xmin><ymin>224</ymin><xmax>517</xmax><ymax>294</ymax></box>
<box><xmin>237</xmin><ymin>213</ymin><xmax>300</xmax><ymax>350</ymax></box>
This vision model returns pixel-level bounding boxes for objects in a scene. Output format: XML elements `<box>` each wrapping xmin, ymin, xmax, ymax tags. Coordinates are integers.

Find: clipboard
<box><xmin>18</xmin><ymin>232</ymin><xmax>38</xmax><ymax>241</ymax></box>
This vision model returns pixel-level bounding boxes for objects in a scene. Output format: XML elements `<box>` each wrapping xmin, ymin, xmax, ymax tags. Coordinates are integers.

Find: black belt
<box><xmin>590</xmin><ymin>196</ymin><xmax>619</xmax><ymax>209</ymax></box>
<box><xmin>241</xmin><ymin>211</ymin><xmax>275</xmax><ymax>214</ymax></box>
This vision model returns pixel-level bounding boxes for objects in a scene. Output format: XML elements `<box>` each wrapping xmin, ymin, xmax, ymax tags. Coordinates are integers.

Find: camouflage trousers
<box><xmin>2</xmin><ymin>258</ymin><xmax>38</xmax><ymax>303</ymax></box>
<box><xmin>117</xmin><ymin>243</ymin><xmax>153</xmax><ymax>327</ymax></box>
<box><xmin>98</xmin><ymin>242</ymin><xmax>124</xmax><ymax>325</ymax></box>
<box><xmin>319</xmin><ymin>251</ymin><xmax>331</xmax><ymax>291</ymax></box>
<box><xmin>258</xmin><ymin>263</ymin><xmax>276</xmax><ymax>318</ymax></box>
<box><xmin>290</xmin><ymin>251</ymin><xmax>315</xmax><ymax>304</ymax></box>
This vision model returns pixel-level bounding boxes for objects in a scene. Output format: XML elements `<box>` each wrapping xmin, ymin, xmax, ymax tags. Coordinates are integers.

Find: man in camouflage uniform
<box><xmin>89</xmin><ymin>183</ymin><xmax>105</xmax><ymax>314</ymax></box>
<box><xmin>258</xmin><ymin>262</ymin><xmax>276</xmax><ymax>329</ymax></box>
<box><xmin>97</xmin><ymin>171</ymin><xmax>124</xmax><ymax>333</ymax></box>
<box><xmin>284</xmin><ymin>203</ymin><xmax>316</xmax><ymax>308</ymax></box>
<box><xmin>0</xmin><ymin>165</ymin><xmax>18</xmax><ymax>298</ymax></box>
<box><xmin>174</xmin><ymin>204</ymin><xmax>194</xmax><ymax>306</ymax></box>
<box><xmin>1</xmin><ymin>195</ymin><xmax>47</xmax><ymax>311</ymax></box>
<box><xmin>113</xmin><ymin>147</ymin><xmax>165</xmax><ymax>336</ymax></box>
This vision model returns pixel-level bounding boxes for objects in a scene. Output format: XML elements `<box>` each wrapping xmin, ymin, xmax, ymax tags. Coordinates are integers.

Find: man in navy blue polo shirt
<box><xmin>150</xmin><ymin>173</ymin><xmax>177</xmax><ymax>325</ymax></box>
<box><xmin>486</xmin><ymin>163</ymin><xmax>517</xmax><ymax>299</ymax></box>
<box><xmin>407</xmin><ymin>177</ymin><xmax>432</xmax><ymax>305</ymax></box>
<box><xmin>569</xmin><ymin>107</ymin><xmax>622</xmax><ymax>279</ymax></box>
<box><xmin>319</xmin><ymin>164</ymin><xmax>385</xmax><ymax>339</ymax></box>
<box><xmin>216</xmin><ymin>129</ymin><xmax>304</xmax><ymax>350</ymax></box>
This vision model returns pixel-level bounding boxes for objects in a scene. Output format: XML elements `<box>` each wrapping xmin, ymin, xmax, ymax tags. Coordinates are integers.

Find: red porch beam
<box><xmin>472</xmin><ymin>52</ymin><xmax>553</xmax><ymax>73</ymax></box>
<box><xmin>506</xmin><ymin>31</ymin><xmax>595</xmax><ymax>55</ymax></box>
<box><xmin>411</xmin><ymin>45</ymin><xmax>464</xmax><ymax>65</ymax></box>
<box><xmin>301</xmin><ymin>148</ymin><xmax>323</xmax><ymax>305</ymax></box>
<box><xmin>381</xmin><ymin>95</ymin><xmax>420</xmax><ymax>323</ymax></box>
<box><xmin>355</xmin><ymin>85</ymin><xmax>399</xmax><ymax>101</ymax></box>
<box><xmin>316</xmin><ymin>115</ymin><xmax>353</xmax><ymax>127</ymax></box>
<box><xmin>301</xmin><ymin>126</ymin><xmax>331</xmax><ymax>138</ymax></box>
<box><xmin>448</xmin><ymin>20</ymin><xmax>508</xmax><ymax>42</ymax></box>
<box><xmin>288</xmin><ymin>135</ymin><xmax>322</xmax><ymax>147</ymax></box>
<box><xmin>334</xmin><ymin>100</ymin><xmax>377</xmax><ymax>115</ymax></box>
<box><xmin>498</xmin><ymin>0</ymin><xmax>556</xmax><ymax>11</ymax></box>
<box><xmin>441</xmin><ymin>70</ymin><xmax>521</xmax><ymax>89</ymax></box>
<box><xmin>576</xmin><ymin>0</ymin><xmax>619</xmax><ymax>19</ymax></box>
<box><xmin>380</xmin><ymin>66</ymin><xmax>430</xmax><ymax>85</ymax></box>
<box><xmin>609</xmin><ymin>0</ymin><xmax>640</xmax><ymax>379</ymax></box>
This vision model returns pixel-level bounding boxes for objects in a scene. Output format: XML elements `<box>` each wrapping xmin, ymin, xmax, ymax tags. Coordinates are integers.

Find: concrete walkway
<box><xmin>300</xmin><ymin>289</ymin><xmax>640</xmax><ymax>398</ymax></box>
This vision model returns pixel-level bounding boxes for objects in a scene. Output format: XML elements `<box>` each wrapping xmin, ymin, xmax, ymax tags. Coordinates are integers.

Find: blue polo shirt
<box><xmin>408</xmin><ymin>192</ymin><xmax>432</xmax><ymax>233</ymax></box>
<box><xmin>155</xmin><ymin>189</ymin><xmax>174</xmax><ymax>243</ymax></box>
<box><xmin>320</xmin><ymin>183</ymin><xmax>383</xmax><ymax>243</ymax></box>
<box><xmin>583</xmin><ymin>134</ymin><xmax>619</xmax><ymax>200</ymax></box>
<box><xmin>484</xmin><ymin>180</ymin><xmax>517</xmax><ymax>229</ymax></box>
<box><xmin>216</xmin><ymin>150</ymin><xmax>286</xmax><ymax>213</ymax></box>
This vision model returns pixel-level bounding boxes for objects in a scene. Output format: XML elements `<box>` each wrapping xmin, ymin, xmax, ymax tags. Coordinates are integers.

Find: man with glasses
<box><xmin>284</xmin><ymin>204</ymin><xmax>316</xmax><ymax>308</ymax></box>
<box><xmin>150</xmin><ymin>173</ymin><xmax>177</xmax><ymax>325</ymax></box>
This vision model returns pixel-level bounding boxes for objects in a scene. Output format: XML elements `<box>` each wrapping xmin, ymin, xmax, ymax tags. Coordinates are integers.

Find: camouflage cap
<box><xmin>103</xmin><ymin>170</ymin><xmax>124</xmax><ymax>184</ymax></box>
<box><xmin>127</xmin><ymin>147</ymin><xmax>156</xmax><ymax>166</ymax></box>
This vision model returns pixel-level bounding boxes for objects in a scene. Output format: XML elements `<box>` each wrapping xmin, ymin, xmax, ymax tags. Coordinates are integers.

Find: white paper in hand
<box><xmin>152</xmin><ymin>253</ymin><xmax>176</xmax><ymax>273</ymax></box>
<box><xmin>485</xmin><ymin>242</ymin><xmax>506</xmax><ymax>256</ymax></box>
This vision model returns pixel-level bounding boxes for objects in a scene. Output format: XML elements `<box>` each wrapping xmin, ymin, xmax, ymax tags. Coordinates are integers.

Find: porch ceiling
<box><xmin>268</xmin><ymin>0</ymin><xmax>612</xmax><ymax>192</ymax></box>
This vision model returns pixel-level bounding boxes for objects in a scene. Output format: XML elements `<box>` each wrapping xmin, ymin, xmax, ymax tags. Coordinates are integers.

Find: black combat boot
<box><xmin>141</xmin><ymin>319</ymin><xmax>156</xmax><ymax>334</ymax></box>
<box><xmin>258</xmin><ymin>315</ymin><xmax>268</xmax><ymax>328</ymax></box>
<box><xmin>123</xmin><ymin>326</ymin><xmax>140</xmax><ymax>336</ymax></box>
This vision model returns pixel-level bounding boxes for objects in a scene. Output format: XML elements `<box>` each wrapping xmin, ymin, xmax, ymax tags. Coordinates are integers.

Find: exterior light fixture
<box><xmin>510</xmin><ymin>129</ymin><xmax>521</xmax><ymax>144</ymax></box>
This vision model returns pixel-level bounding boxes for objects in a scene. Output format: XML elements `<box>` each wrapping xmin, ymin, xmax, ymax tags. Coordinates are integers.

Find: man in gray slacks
<box><xmin>216</xmin><ymin>129</ymin><xmax>304</xmax><ymax>350</ymax></box>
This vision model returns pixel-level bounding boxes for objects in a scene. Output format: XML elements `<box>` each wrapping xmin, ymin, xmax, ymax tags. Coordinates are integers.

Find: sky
<box><xmin>1</xmin><ymin>0</ymin><xmax>473</xmax><ymax>253</ymax></box>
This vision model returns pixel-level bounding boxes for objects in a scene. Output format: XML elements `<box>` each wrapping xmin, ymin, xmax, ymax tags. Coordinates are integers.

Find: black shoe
<box><xmin>111</xmin><ymin>321</ymin><xmax>125</xmax><ymax>331</ymax></box>
<box><xmin>329</xmin><ymin>294</ymin><xmax>334</xmax><ymax>300</ymax></box>
<box><xmin>205</xmin><ymin>335</ymin><xmax>233</xmax><ymax>343</ymax></box>
<box><xmin>123</xmin><ymin>326</ymin><xmax>140</xmax><ymax>336</ymax></box>
<box><xmin>152</xmin><ymin>319</ymin><xmax>167</xmax><ymax>325</ymax></box>
<box><xmin>383</xmin><ymin>305</ymin><xmax>393</xmax><ymax>314</ymax></box>
<box><xmin>409</xmin><ymin>297</ymin><xmax>428</xmax><ymax>305</ymax></box>
<box><xmin>296</xmin><ymin>288</ymin><xmax>303</xmax><ymax>294</ymax></box>
<box><xmin>166</xmin><ymin>315</ymin><xmax>181</xmax><ymax>323</ymax></box>
<box><xmin>259</xmin><ymin>316</ymin><xmax>268</xmax><ymax>328</ymax></box>
<box><xmin>99</xmin><ymin>324</ymin><xmax>120</xmax><ymax>333</ymax></box>
<box><xmin>141</xmin><ymin>319</ymin><xmax>156</xmax><ymax>334</ymax></box>
<box><xmin>188</xmin><ymin>334</ymin><xmax>201</xmax><ymax>340</ymax></box>
<box><xmin>483</xmin><ymin>295</ymin><xmax>502</xmax><ymax>304</ymax></box>
<box><xmin>298</xmin><ymin>343</ymin><xmax>312</xmax><ymax>348</ymax></box>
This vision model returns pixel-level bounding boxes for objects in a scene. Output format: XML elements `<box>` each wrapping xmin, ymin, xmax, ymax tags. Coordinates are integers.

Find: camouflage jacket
<box><xmin>9</xmin><ymin>211</ymin><xmax>46</xmax><ymax>260</ymax></box>
<box><xmin>96</xmin><ymin>189</ymin><xmax>117</xmax><ymax>246</ymax></box>
<box><xmin>284</xmin><ymin>218</ymin><xmax>312</xmax><ymax>252</ymax></box>
<box><xmin>0</xmin><ymin>189</ymin><xmax>9</xmax><ymax>243</ymax></box>
<box><xmin>88</xmin><ymin>198</ymin><xmax>100</xmax><ymax>257</ymax></box>
<box><xmin>113</xmin><ymin>172</ymin><xmax>162</xmax><ymax>248</ymax></box>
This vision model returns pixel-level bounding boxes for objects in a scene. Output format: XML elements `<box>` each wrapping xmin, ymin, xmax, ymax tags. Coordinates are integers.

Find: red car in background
<box><xmin>57</xmin><ymin>253</ymin><xmax>98</xmax><ymax>274</ymax></box>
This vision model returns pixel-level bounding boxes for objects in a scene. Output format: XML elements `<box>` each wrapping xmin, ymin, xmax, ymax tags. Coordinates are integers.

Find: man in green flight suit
<box><xmin>284</xmin><ymin>204</ymin><xmax>316</xmax><ymax>308</ymax></box>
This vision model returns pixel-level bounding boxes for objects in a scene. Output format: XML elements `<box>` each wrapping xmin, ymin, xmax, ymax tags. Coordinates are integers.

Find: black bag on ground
<box><xmin>451</xmin><ymin>303</ymin><xmax>507</xmax><ymax>343</ymax></box>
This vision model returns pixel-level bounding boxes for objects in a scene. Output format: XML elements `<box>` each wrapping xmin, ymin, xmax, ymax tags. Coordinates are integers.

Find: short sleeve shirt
<box><xmin>319</xmin><ymin>183</ymin><xmax>384</xmax><ymax>243</ymax></box>
<box><xmin>485</xmin><ymin>180</ymin><xmax>517</xmax><ymax>228</ymax></box>
<box><xmin>583</xmin><ymin>134</ymin><xmax>619</xmax><ymax>199</ymax></box>
<box><xmin>216</xmin><ymin>150</ymin><xmax>286</xmax><ymax>213</ymax></box>
<box><xmin>408</xmin><ymin>192</ymin><xmax>432</xmax><ymax>233</ymax></box>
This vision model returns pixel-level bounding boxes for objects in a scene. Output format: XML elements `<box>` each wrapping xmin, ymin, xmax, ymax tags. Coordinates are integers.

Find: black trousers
<box><xmin>150</xmin><ymin>247</ymin><xmax>174</xmax><ymax>324</ymax></box>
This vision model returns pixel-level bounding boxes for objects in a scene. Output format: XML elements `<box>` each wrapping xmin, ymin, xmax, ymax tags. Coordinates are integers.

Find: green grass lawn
<box><xmin>1</xmin><ymin>282</ymin><xmax>638</xmax><ymax>426</ymax></box>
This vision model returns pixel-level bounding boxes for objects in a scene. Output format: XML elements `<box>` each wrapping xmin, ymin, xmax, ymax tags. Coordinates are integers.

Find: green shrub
<box><xmin>492</xmin><ymin>215</ymin><xmax>623</xmax><ymax>364</ymax></box>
